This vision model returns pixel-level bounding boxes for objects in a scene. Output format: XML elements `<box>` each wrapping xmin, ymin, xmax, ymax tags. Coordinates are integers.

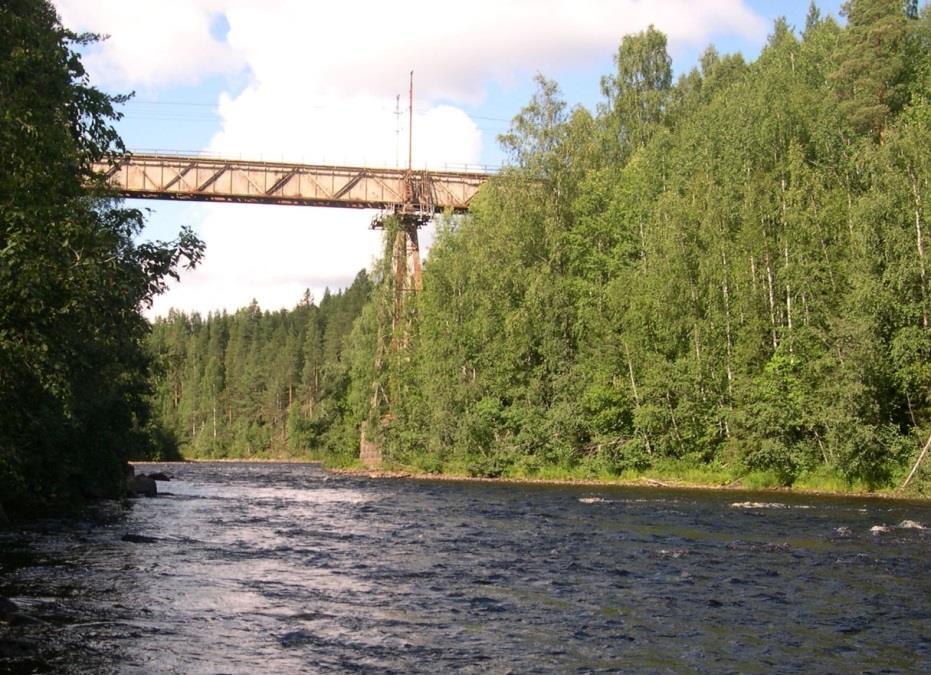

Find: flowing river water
<box><xmin>1</xmin><ymin>461</ymin><xmax>930</xmax><ymax>673</ymax></box>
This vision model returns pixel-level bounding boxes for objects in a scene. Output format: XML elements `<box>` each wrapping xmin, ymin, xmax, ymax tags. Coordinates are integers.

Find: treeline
<box><xmin>150</xmin><ymin>1</ymin><xmax>931</xmax><ymax>491</ymax></box>
<box><xmin>0</xmin><ymin>1</ymin><xmax>202</xmax><ymax>515</ymax></box>
<box><xmin>147</xmin><ymin>272</ymin><xmax>371</xmax><ymax>458</ymax></box>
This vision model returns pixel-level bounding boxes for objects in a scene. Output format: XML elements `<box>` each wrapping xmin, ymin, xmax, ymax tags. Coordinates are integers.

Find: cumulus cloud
<box><xmin>222</xmin><ymin>0</ymin><xmax>766</xmax><ymax>103</ymax></box>
<box><xmin>210</xmin><ymin>90</ymin><xmax>481</xmax><ymax>169</ymax></box>
<box><xmin>53</xmin><ymin>0</ymin><xmax>767</xmax><ymax>316</ymax></box>
<box><xmin>56</xmin><ymin>0</ymin><xmax>765</xmax><ymax>96</ymax></box>
<box><xmin>146</xmin><ymin>205</ymin><xmax>385</xmax><ymax>317</ymax></box>
<box><xmin>54</xmin><ymin>0</ymin><xmax>245</xmax><ymax>88</ymax></box>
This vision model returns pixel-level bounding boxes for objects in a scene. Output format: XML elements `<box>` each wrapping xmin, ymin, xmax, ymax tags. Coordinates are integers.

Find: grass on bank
<box><xmin>364</xmin><ymin>452</ymin><xmax>931</xmax><ymax>498</ymax></box>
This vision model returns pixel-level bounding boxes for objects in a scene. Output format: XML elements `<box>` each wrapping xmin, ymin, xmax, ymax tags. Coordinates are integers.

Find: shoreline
<box><xmin>131</xmin><ymin>458</ymin><xmax>322</xmax><ymax>465</ymax></box>
<box><xmin>325</xmin><ymin>467</ymin><xmax>930</xmax><ymax>502</ymax></box>
<box><xmin>130</xmin><ymin>459</ymin><xmax>929</xmax><ymax>502</ymax></box>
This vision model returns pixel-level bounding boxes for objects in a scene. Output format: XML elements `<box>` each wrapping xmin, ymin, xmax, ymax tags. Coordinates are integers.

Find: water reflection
<box><xmin>2</xmin><ymin>462</ymin><xmax>931</xmax><ymax>672</ymax></box>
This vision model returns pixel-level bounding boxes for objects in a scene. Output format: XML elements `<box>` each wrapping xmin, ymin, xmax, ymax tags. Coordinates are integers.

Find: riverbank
<box><xmin>131</xmin><ymin>456</ymin><xmax>929</xmax><ymax>501</ymax></box>
<box><xmin>324</xmin><ymin>464</ymin><xmax>930</xmax><ymax>502</ymax></box>
<box><xmin>132</xmin><ymin>458</ymin><xmax>322</xmax><ymax>464</ymax></box>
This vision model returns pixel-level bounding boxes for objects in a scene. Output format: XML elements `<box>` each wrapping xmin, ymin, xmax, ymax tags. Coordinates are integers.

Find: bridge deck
<box><xmin>92</xmin><ymin>153</ymin><xmax>489</xmax><ymax>213</ymax></box>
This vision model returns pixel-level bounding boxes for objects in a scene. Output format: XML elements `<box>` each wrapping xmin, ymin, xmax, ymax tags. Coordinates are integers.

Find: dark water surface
<box><xmin>2</xmin><ymin>462</ymin><xmax>931</xmax><ymax>673</ymax></box>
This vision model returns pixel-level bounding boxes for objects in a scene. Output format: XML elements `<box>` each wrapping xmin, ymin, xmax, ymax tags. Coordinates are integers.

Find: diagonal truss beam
<box><xmin>163</xmin><ymin>162</ymin><xmax>195</xmax><ymax>191</ymax></box>
<box><xmin>91</xmin><ymin>153</ymin><xmax>490</xmax><ymax>213</ymax></box>
<box><xmin>196</xmin><ymin>165</ymin><xmax>230</xmax><ymax>192</ymax></box>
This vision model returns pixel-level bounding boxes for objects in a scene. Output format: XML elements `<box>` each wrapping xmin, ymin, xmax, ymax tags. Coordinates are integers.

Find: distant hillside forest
<box><xmin>148</xmin><ymin>273</ymin><xmax>371</xmax><ymax>459</ymax></box>
<box><xmin>149</xmin><ymin>1</ymin><xmax>931</xmax><ymax>491</ymax></box>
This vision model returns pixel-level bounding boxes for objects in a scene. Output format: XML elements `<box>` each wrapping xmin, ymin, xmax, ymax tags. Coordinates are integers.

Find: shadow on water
<box><xmin>2</xmin><ymin>462</ymin><xmax>931</xmax><ymax>672</ymax></box>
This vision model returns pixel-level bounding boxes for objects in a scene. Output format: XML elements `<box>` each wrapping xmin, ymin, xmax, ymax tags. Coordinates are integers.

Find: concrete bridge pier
<box><xmin>392</xmin><ymin>217</ymin><xmax>423</xmax><ymax>329</ymax></box>
<box><xmin>359</xmin><ymin>213</ymin><xmax>426</xmax><ymax>469</ymax></box>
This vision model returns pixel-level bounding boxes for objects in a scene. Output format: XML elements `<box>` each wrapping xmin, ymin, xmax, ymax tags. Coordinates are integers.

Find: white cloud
<box><xmin>56</xmin><ymin>0</ymin><xmax>765</xmax><ymax>96</ymax></box>
<box><xmin>54</xmin><ymin>0</ymin><xmax>767</xmax><ymax>316</ymax></box>
<box><xmin>146</xmin><ymin>205</ymin><xmax>387</xmax><ymax>317</ymax></box>
<box><xmin>54</xmin><ymin>0</ymin><xmax>244</xmax><ymax>88</ymax></box>
<box><xmin>220</xmin><ymin>0</ymin><xmax>765</xmax><ymax>103</ymax></box>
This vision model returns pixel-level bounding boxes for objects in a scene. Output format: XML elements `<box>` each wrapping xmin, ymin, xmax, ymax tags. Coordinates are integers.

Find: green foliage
<box><xmin>831</xmin><ymin>0</ymin><xmax>915</xmax><ymax>138</ymax></box>
<box><xmin>738</xmin><ymin>350</ymin><xmax>821</xmax><ymax>485</ymax></box>
<box><xmin>0</xmin><ymin>0</ymin><xmax>202</xmax><ymax>514</ymax></box>
<box><xmin>147</xmin><ymin>272</ymin><xmax>372</xmax><ymax>460</ymax></box>
<box><xmin>337</xmin><ymin>5</ymin><xmax>931</xmax><ymax>492</ymax></box>
<box><xmin>600</xmin><ymin>26</ymin><xmax>673</xmax><ymax>158</ymax></box>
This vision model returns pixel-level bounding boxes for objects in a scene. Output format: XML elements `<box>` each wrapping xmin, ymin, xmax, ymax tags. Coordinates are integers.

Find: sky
<box><xmin>52</xmin><ymin>0</ymin><xmax>845</xmax><ymax>318</ymax></box>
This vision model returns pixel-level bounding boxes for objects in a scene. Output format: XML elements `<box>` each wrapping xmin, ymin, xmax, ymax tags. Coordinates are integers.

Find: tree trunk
<box><xmin>911</xmin><ymin>171</ymin><xmax>928</xmax><ymax>328</ymax></box>
<box><xmin>666</xmin><ymin>391</ymin><xmax>683</xmax><ymax>445</ymax></box>
<box><xmin>784</xmin><ymin>242</ymin><xmax>793</xmax><ymax>350</ymax></box>
<box><xmin>639</xmin><ymin>215</ymin><xmax>646</xmax><ymax>261</ymax></box>
<box><xmin>721</xmin><ymin>250</ymin><xmax>734</xmax><ymax>394</ymax></box>
<box><xmin>623</xmin><ymin>341</ymin><xmax>640</xmax><ymax>406</ymax></box>
<box><xmin>900</xmin><ymin>432</ymin><xmax>931</xmax><ymax>491</ymax></box>
<box><xmin>766</xmin><ymin>253</ymin><xmax>778</xmax><ymax>350</ymax></box>
<box><xmin>623</xmin><ymin>341</ymin><xmax>651</xmax><ymax>456</ymax></box>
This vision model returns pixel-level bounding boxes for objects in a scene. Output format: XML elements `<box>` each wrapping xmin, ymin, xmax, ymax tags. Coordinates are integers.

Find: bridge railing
<box><xmin>122</xmin><ymin>148</ymin><xmax>499</xmax><ymax>176</ymax></box>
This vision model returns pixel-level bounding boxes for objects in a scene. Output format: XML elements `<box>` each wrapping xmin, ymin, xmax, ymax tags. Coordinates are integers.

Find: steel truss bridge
<box><xmin>92</xmin><ymin>152</ymin><xmax>490</xmax><ymax>225</ymax></box>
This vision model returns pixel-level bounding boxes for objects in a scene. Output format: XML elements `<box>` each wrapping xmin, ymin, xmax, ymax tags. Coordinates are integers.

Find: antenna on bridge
<box><xmin>394</xmin><ymin>94</ymin><xmax>401</xmax><ymax>168</ymax></box>
<box><xmin>408</xmin><ymin>70</ymin><xmax>414</xmax><ymax>173</ymax></box>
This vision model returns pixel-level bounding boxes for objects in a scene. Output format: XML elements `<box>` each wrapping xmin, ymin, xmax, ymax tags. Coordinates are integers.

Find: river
<box><xmin>1</xmin><ymin>462</ymin><xmax>930</xmax><ymax>672</ymax></box>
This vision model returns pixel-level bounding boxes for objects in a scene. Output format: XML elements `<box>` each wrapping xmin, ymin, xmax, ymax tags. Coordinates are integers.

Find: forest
<box><xmin>147</xmin><ymin>275</ymin><xmax>371</xmax><ymax>460</ymax></box>
<box><xmin>147</xmin><ymin>1</ymin><xmax>931</xmax><ymax>493</ymax></box>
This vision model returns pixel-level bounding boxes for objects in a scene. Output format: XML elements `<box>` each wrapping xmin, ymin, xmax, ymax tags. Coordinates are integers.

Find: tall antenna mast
<box><xmin>394</xmin><ymin>94</ymin><xmax>401</xmax><ymax>168</ymax></box>
<box><xmin>408</xmin><ymin>70</ymin><xmax>413</xmax><ymax>172</ymax></box>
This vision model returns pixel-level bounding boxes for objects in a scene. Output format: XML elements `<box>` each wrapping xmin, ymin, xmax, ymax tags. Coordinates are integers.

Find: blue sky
<box><xmin>112</xmin><ymin>1</ymin><xmax>846</xmax><ymax>167</ymax></box>
<box><xmin>53</xmin><ymin>0</ymin><xmax>846</xmax><ymax>316</ymax></box>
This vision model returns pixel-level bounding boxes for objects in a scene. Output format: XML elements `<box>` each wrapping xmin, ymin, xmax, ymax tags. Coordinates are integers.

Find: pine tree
<box><xmin>831</xmin><ymin>0</ymin><xmax>912</xmax><ymax>138</ymax></box>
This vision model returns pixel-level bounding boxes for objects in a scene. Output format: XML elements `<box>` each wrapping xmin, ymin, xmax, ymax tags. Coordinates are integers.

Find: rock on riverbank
<box><xmin>125</xmin><ymin>465</ymin><xmax>157</xmax><ymax>498</ymax></box>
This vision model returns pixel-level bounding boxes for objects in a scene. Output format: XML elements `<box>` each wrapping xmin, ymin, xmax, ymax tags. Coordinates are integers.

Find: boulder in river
<box><xmin>121</xmin><ymin>533</ymin><xmax>160</xmax><ymax>544</ymax></box>
<box><xmin>279</xmin><ymin>629</ymin><xmax>316</xmax><ymax>648</ymax></box>
<box><xmin>0</xmin><ymin>598</ymin><xmax>41</xmax><ymax>626</ymax></box>
<box><xmin>0</xmin><ymin>597</ymin><xmax>19</xmax><ymax>622</ymax></box>
<box><xmin>127</xmin><ymin>474</ymin><xmax>157</xmax><ymax>497</ymax></box>
<box><xmin>147</xmin><ymin>472</ymin><xmax>171</xmax><ymax>482</ymax></box>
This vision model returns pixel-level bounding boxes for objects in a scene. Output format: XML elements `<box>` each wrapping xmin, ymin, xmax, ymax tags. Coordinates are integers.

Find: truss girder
<box><xmin>92</xmin><ymin>154</ymin><xmax>488</xmax><ymax>212</ymax></box>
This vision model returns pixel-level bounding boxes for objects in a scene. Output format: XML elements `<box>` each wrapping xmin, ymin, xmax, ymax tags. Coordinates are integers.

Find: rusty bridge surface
<box><xmin>92</xmin><ymin>152</ymin><xmax>491</xmax><ymax>216</ymax></box>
